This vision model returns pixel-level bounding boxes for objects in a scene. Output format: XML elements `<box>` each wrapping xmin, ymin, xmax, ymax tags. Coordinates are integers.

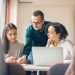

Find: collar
<box><xmin>39</xmin><ymin>23</ymin><xmax>45</xmax><ymax>32</ymax></box>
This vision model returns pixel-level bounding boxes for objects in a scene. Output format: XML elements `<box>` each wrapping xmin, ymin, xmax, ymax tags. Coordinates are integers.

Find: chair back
<box><xmin>7</xmin><ymin>63</ymin><xmax>26</xmax><ymax>75</ymax></box>
<box><xmin>48</xmin><ymin>64</ymin><xmax>69</xmax><ymax>75</ymax></box>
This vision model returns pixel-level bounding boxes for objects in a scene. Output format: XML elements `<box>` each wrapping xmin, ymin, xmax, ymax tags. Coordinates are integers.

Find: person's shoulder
<box><xmin>26</xmin><ymin>25</ymin><xmax>34</xmax><ymax>35</ymax></box>
<box><xmin>27</xmin><ymin>25</ymin><xmax>33</xmax><ymax>31</ymax></box>
<box><xmin>44</xmin><ymin>21</ymin><xmax>52</xmax><ymax>28</ymax></box>
<box><xmin>16</xmin><ymin>40</ymin><xmax>24</xmax><ymax>46</ymax></box>
<box><xmin>15</xmin><ymin>41</ymin><xmax>24</xmax><ymax>51</ymax></box>
<box><xmin>44</xmin><ymin>21</ymin><xmax>52</xmax><ymax>25</ymax></box>
<box><xmin>26</xmin><ymin>25</ymin><xmax>34</xmax><ymax>34</ymax></box>
<box><xmin>63</xmin><ymin>39</ymin><xmax>74</xmax><ymax>46</ymax></box>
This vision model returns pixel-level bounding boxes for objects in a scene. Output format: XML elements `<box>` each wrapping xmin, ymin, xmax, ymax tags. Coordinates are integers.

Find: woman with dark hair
<box><xmin>46</xmin><ymin>22</ymin><xmax>74</xmax><ymax>62</ymax></box>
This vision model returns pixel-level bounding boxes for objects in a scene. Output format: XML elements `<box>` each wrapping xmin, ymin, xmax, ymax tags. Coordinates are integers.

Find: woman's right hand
<box><xmin>46</xmin><ymin>39</ymin><xmax>53</xmax><ymax>47</ymax></box>
<box><xmin>5</xmin><ymin>56</ymin><xmax>17</xmax><ymax>63</ymax></box>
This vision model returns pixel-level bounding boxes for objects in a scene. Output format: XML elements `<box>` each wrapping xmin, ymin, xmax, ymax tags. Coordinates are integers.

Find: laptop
<box><xmin>32</xmin><ymin>47</ymin><xmax>63</xmax><ymax>66</ymax></box>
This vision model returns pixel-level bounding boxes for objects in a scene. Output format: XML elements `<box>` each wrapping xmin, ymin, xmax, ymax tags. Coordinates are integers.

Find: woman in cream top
<box><xmin>46</xmin><ymin>22</ymin><xmax>74</xmax><ymax>62</ymax></box>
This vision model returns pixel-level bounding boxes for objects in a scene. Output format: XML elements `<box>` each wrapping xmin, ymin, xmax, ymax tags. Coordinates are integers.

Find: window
<box><xmin>0</xmin><ymin>0</ymin><xmax>6</xmax><ymax>36</ymax></box>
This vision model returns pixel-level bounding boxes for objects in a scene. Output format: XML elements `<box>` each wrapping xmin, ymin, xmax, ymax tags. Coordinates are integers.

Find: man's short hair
<box><xmin>33</xmin><ymin>10</ymin><xmax>44</xmax><ymax>20</ymax></box>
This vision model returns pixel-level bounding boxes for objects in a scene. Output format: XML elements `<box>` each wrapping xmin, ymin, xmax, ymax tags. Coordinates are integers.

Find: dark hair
<box><xmin>46</xmin><ymin>22</ymin><xmax>68</xmax><ymax>40</ymax></box>
<box><xmin>1</xmin><ymin>23</ymin><xmax>17</xmax><ymax>54</ymax></box>
<box><xmin>33</xmin><ymin>10</ymin><xmax>44</xmax><ymax>20</ymax></box>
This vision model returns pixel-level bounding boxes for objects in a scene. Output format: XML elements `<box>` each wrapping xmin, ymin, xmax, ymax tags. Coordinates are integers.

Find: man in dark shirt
<box><xmin>22</xmin><ymin>10</ymin><xmax>52</xmax><ymax>75</ymax></box>
<box><xmin>23</xmin><ymin>10</ymin><xmax>51</xmax><ymax>60</ymax></box>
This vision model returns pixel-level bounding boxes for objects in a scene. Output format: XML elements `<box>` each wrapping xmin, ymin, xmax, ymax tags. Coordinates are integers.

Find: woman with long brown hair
<box><xmin>1</xmin><ymin>23</ymin><xmax>31</xmax><ymax>75</ymax></box>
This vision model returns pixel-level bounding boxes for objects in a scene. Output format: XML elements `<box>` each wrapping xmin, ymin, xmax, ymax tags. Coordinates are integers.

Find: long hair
<box><xmin>1</xmin><ymin>23</ymin><xmax>17</xmax><ymax>54</ymax></box>
<box><xmin>65</xmin><ymin>46</ymin><xmax>75</xmax><ymax>75</ymax></box>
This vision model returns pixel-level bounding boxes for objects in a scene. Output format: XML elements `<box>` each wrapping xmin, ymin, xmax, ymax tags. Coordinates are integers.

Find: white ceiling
<box><xmin>19</xmin><ymin>0</ymin><xmax>75</xmax><ymax>6</ymax></box>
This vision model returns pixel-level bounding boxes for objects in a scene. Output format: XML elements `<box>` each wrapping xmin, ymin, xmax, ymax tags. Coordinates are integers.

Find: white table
<box><xmin>21</xmin><ymin>64</ymin><xmax>50</xmax><ymax>75</ymax></box>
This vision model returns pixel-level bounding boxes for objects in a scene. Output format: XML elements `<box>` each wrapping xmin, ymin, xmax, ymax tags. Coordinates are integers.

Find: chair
<box><xmin>0</xmin><ymin>39</ymin><xmax>7</xmax><ymax>75</ymax></box>
<box><xmin>7</xmin><ymin>63</ymin><xmax>26</xmax><ymax>75</ymax></box>
<box><xmin>48</xmin><ymin>63</ymin><xmax>70</xmax><ymax>75</ymax></box>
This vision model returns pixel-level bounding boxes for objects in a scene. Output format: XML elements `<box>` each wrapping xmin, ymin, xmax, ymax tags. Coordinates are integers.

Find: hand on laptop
<box><xmin>46</xmin><ymin>39</ymin><xmax>53</xmax><ymax>47</ymax></box>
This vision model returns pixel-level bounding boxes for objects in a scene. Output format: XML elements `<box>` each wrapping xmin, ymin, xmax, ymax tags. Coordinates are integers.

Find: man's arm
<box><xmin>22</xmin><ymin>26</ymin><xmax>32</xmax><ymax>56</ymax></box>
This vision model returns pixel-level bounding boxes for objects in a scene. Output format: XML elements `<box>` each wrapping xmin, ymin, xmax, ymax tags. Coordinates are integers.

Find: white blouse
<box><xmin>48</xmin><ymin>39</ymin><xmax>74</xmax><ymax>62</ymax></box>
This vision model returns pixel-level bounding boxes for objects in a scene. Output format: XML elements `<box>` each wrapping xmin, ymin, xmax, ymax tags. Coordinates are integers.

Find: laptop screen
<box><xmin>32</xmin><ymin>47</ymin><xmax>63</xmax><ymax>66</ymax></box>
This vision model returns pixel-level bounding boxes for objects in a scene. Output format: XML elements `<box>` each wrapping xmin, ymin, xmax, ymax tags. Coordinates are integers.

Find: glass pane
<box><xmin>0</xmin><ymin>0</ymin><xmax>6</xmax><ymax>37</ymax></box>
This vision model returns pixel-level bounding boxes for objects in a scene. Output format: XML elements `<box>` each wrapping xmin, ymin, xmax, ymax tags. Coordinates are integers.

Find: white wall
<box><xmin>17</xmin><ymin>3</ymin><xmax>75</xmax><ymax>44</ymax></box>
